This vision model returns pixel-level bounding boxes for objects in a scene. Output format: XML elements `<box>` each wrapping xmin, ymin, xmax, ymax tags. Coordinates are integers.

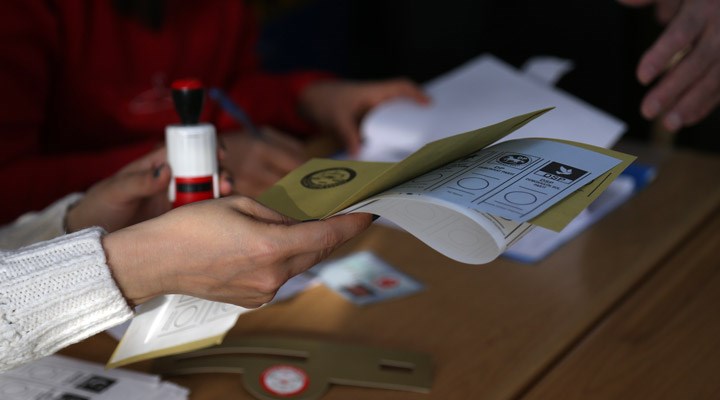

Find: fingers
<box><xmin>249</xmin><ymin>131</ymin><xmax>306</xmax><ymax>175</ymax></box>
<box><xmin>219</xmin><ymin>131</ymin><xmax>306</xmax><ymax>196</ymax></box>
<box><xmin>118</xmin><ymin>147</ymin><xmax>168</xmax><ymax>174</ymax></box>
<box><xmin>335</xmin><ymin>113</ymin><xmax>362</xmax><ymax>156</ymax></box>
<box><xmin>660</xmin><ymin>62</ymin><xmax>720</xmax><ymax>130</ymax></box>
<box><xmin>223</xmin><ymin>195</ymin><xmax>297</xmax><ymax>226</ymax></box>
<box><xmin>219</xmin><ymin>170</ymin><xmax>234</xmax><ymax>196</ymax></box>
<box><xmin>640</xmin><ymin>43</ymin><xmax>707</xmax><ymax>120</ymax></box>
<box><xmin>375</xmin><ymin>78</ymin><xmax>431</xmax><ymax>105</ymax></box>
<box><xmin>262</xmin><ymin>127</ymin><xmax>306</xmax><ymax>156</ymax></box>
<box><xmin>655</xmin><ymin>0</ymin><xmax>683</xmax><ymax>23</ymax></box>
<box><xmin>240</xmin><ymin>213</ymin><xmax>373</xmax><ymax>290</ymax></box>
<box><xmin>636</xmin><ymin>5</ymin><xmax>702</xmax><ymax>86</ymax></box>
<box><xmin>111</xmin><ymin>162</ymin><xmax>172</xmax><ymax>202</ymax></box>
<box><xmin>338</xmin><ymin>78</ymin><xmax>429</xmax><ymax>156</ymax></box>
<box><xmin>280</xmin><ymin>213</ymin><xmax>373</xmax><ymax>256</ymax></box>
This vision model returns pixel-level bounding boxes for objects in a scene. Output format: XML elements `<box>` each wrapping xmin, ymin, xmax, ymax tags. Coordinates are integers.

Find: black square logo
<box><xmin>76</xmin><ymin>375</ymin><xmax>116</xmax><ymax>393</ymax></box>
<box><xmin>536</xmin><ymin>162</ymin><xmax>587</xmax><ymax>183</ymax></box>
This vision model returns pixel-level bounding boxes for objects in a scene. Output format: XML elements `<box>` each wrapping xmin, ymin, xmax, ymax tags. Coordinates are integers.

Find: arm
<box><xmin>0</xmin><ymin>228</ymin><xmax>134</xmax><ymax>372</ymax></box>
<box><xmin>0</xmin><ymin>193</ymin><xmax>83</xmax><ymax>250</ymax></box>
<box><xmin>0</xmin><ymin>198</ymin><xmax>372</xmax><ymax>371</ymax></box>
<box><xmin>0</xmin><ymin>147</ymin><xmax>172</xmax><ymax>250</ymax></box>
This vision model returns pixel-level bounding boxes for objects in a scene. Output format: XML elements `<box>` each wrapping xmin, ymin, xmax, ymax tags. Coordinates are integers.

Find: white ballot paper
<box><xmin>108</xmin><ymin>278</ymin><xmax>320</xmax><ymax>367</ymax></box>
<box><xmin>340</xmin><ymin>138</ymin><xmax>621</xmax><ymax>264</ymax></box>
<box><xmin>108</xmin><ymin>295</ymin><xmax>247</xmax><ymax>368</ymax></box>
<box><xmin>1</xmin><ymin>355</ymin><xmax>188</xmax><ymax>399</ymax></box>
<box><xmin>359</xmin><ymin>53</ymin><xmax>626</xmax><ymax>162</ymax></box>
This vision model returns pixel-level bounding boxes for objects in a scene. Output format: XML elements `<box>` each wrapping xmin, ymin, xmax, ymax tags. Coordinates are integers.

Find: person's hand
<box><xmin>103</xmin><ymin>196</ymin><xmax>373</xmax><ymax>308</ymax></box>
<box><xmin>299</xmin><ymin>78</ymin><xmax>430</xmax><ymax>156</ymax></box>
<box><xmin>65</xmin><ymin>148</ymin><xmax>172</xmax><ymax>233</ymax></box>
<box><xmin>619</xmin><ymin>0</ymin><xmax>720</xmax><ymax>132</ymax></box>
<box><xmin>219</xmin><ymin>128</ymin><xmax>308</xmax><ymax>198</ymax></box>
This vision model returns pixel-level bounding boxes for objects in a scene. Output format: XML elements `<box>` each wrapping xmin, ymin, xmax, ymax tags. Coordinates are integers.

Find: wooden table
<box><xmin>62</xmin><ymin>142</ymin><xmax>720</xmax><ymax>399</ymax></box>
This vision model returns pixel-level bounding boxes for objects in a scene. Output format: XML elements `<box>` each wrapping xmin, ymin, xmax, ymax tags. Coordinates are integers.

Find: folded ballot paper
<box><xmin>1</xmin><ymin>355</ymin><xmax>188</xmax><ymax>399</ymax></box>
<box><xmin>109</xmin><ymin>108</ymin><xmax>635</xmax><ymax>368</ymax></box>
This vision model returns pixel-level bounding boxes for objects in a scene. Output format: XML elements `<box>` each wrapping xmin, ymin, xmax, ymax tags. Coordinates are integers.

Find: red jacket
<box><xmin>0</xmin><ymin>0</ymin><xmax>330</xmax><ymax>224</ymax></box>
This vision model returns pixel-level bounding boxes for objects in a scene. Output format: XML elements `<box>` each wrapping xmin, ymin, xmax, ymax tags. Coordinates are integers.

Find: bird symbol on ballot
<box><xmin>504</xmin><ymin>155</ymin><xmax>525</xmax><ymax>164</ymax></box>
<box><xmin>556</xmin><ymin>165</ymin><xmax>573</xmax><ymax>175</ymax></box>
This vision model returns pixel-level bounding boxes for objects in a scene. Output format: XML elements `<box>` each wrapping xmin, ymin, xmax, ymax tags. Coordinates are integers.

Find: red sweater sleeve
<box><xmin>215</xmin><ymin>5</ymin><xmax>336</xmax><ymax>136</ymax></box>
<box><xmin>0</xmin><ymin>1</ymin><xmax>337</xmax><ymax>225</ymax></box>
<box><xmin>0</xmin><ymin>2</ymin><xmax>156</xmax><ymax>224</ymax></box>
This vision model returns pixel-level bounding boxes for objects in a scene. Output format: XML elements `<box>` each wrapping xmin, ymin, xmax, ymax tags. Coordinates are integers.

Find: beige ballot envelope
<box><xmin>259</xmin><ymin>108</ymin><xmax>635</xmax><ymax>264</ymax></box>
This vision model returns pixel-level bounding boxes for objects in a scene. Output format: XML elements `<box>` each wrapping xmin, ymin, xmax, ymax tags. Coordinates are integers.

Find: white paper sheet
<box><xmin>108</xmin><ymin>296</ymin><xmax>246</xmax><ymax>368</ymax></box>
<box><xmin>340</xmin><ymin>139</ymin><xmax>620</xmax><ymax>264</ymax></box>
<box><xmin>359</xmin><ymin>53</ymin><xmax>626</xmax><ymax>162</ymax></box>
<box><xmin>1</xmin><ymin>355</ymin><xmax>188</xmax><ymax>399</ymax></box>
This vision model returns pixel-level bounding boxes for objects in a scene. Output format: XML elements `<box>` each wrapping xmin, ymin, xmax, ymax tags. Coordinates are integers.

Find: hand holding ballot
<box><xmin>259</xmin><ymin>109</ymin><xmax>636</xmax><ymax>265</ymax></box>
<box><xmin>103</xmin><ymin>196</ymin><xmax>373</xmax><ymax>308</ymax></box>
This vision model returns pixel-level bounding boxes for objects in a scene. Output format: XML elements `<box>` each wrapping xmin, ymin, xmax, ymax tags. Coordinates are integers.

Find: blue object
<box><xmin>503</xmin><ymin>162</ymin><xmax>658</xmax><ymax>264</ymax></box>
<box><xmin>208</xmin><ymin>87</ymin><xmax>262</xmax><ymax>138</ymax></box>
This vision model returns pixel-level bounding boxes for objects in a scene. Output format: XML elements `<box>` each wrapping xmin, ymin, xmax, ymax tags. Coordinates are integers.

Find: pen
<box><xmin>208</xmin><ymin>87</ymin><xmax>262</xmax><ymax>138</ymax></box>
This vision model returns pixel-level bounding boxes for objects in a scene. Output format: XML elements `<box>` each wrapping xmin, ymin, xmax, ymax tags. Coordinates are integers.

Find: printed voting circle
<box><xmin>158</xmin><ymin>296</ymin><xmax>238</xmax><ymax>337</ymax></box>
<box><xmin>504</xmin><ymin>191</ymin><xmax>538</xmax><ymax>205</ymax></box>
<box><xmin>456</xmin><ymin>177</ymin><xmax>490</xmax><ymax>190</ymax></box>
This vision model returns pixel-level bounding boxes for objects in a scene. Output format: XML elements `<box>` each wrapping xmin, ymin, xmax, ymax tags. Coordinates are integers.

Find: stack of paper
<box><xmin>0</xmin><ymin>355</ymin><xmax>188</xmax><ymax>399</ymax></box>
<box><xmin>359</xmin><ymin>53</ymin><xmax>626</xmax><ymax>162</ymax></box>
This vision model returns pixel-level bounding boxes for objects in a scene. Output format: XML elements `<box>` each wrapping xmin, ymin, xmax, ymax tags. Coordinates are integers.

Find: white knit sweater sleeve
<box><xmin>0</xmin><ymin>227</ymin><xmax>134</xmax><ymax>371</ymax></box>
<box><xmin>0</xmin><ymin>193</ymin><xmax>83</xmax><ymax>250</ymax></box>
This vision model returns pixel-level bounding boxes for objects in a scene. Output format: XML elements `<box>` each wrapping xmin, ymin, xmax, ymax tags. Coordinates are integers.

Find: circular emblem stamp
<box><xmin>260</xmin><ymin>365</ymin><xmax>309</xmax><ymax>397</ymax></box>
<box><xmin>301</xmin><ymin>167</ymin><xmax>356</xmax><ymax>189</ymax></box>
<box><xmin>498</xmin><ymin>154</ymin><xmax>530</xmax><ymax>165</ymax></box>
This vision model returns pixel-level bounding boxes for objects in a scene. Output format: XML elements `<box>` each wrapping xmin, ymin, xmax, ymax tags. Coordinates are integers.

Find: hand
<box><xmin>299</xmin><ymin>78</ymin><xmax>430</xmax><ymax>156</ymax></box>
<box><xmin>619</xmin><ymin>0</ymin><xmax>720</xmax><ymax>132</ymax></box>
<box><xmin>103</xmin><ymin>196</ymin><xmax>373</xmax><ymax>308</ymax></box>
<box><xmin>219</xmin><ymin>128</ymin><xmax>308</xmax><ymax>198</ymax></box>
<box><xmin>65</xmin><ymin>148</ymin><xmax>172</xmax><ymax>233</ymax></box>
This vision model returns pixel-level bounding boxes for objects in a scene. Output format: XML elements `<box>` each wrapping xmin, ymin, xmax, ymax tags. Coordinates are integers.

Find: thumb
<box><xmin>114</xmin><ymin>163</ymin><xmax>172</xmax><ymax>202</ymax></box>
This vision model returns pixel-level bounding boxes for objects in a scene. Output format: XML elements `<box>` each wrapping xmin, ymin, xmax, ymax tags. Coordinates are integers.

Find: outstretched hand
<box><xmin>619</xmin><ymin>0</ymin><xmax>720</xmax><ymax>132</ymax></box>
<box><xmin>299</xmin><ymin>78</ymin><xmax>430</xmax><ymax>156</ymax></box>
<box><xmin>103</xmin><ymin>196</ymin><xmax>373</xmax><ymax>308</ymax></box>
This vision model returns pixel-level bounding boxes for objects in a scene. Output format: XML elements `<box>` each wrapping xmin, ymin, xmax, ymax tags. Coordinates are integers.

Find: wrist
<box><xmin>63</xmin><ymin>197</ymin><xmax>85</xmax><ymax>234</ymax></box>
<box><xmin>102</xmin><ymin>228</ymin><xmax>166</xmax><ymax>306</ymax></box>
